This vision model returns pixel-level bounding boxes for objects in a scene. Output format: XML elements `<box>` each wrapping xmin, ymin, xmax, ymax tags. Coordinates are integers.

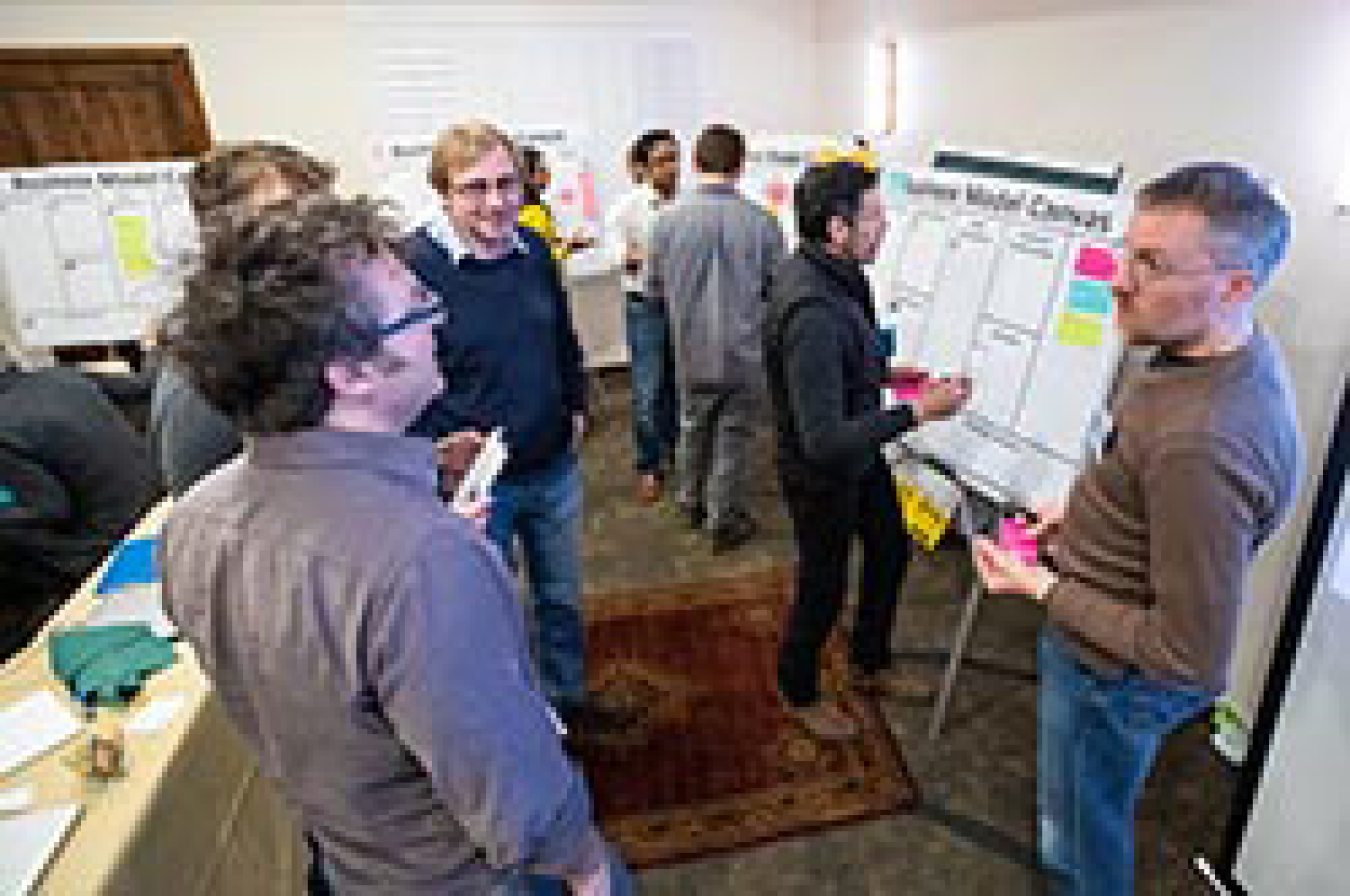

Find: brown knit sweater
<box><xmin>1046</xmin><ymin>329</ymin><xmax>1303</xmax><ymax>691</ymax></box>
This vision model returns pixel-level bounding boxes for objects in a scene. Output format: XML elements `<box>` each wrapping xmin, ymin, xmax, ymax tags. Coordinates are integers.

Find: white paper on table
<box><xmin>126</xmin><ymin>695</ymin><xmax>187</xmax><ymax>733</ymax></box>
<box><xmin>0</xmin><ymin>787</ymin><xmax>33</xmax><ymax>813</ymax></box>
<box><xmin>85</xmin><ymin>583</ymin><xmax>176</xmax><ymax>638</ymax></box>
<box><xmin>0</xmin><ymin>804</ymin><xmax>83</xmax><ymax>895</ymax></box>
<box><xmin>0</xmin><ymin>692</ymin><xmax>82</xmax><ymax>777</ymax></box>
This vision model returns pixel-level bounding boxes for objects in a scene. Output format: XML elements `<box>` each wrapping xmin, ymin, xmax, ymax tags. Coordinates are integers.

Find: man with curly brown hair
<box><xmin>160</xmin><ymin>196</ymin><xmax>623</xmax><ymax>895</ymax></box>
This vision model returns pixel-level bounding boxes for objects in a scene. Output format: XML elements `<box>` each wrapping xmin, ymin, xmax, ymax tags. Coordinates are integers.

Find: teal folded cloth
<box><xmin>49</xmin><ymin>624</ymin><xmax>177</xmax><ymax>706</ymax></box>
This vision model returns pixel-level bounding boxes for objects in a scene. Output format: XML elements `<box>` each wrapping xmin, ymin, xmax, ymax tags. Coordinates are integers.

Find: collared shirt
<box><xmin>425</xmin><ymin>208</ymin><xmax>529</xmax><ymax>265</ymax></box>
<box><xmin>161</xmin><ymin>429</ymin><xmax>595</xmax><ymax>893</ymax></box>
<box><xmin>606</xmin><ymin>183</ymin><xmax>661</xmax><ymax>294</ymax></box>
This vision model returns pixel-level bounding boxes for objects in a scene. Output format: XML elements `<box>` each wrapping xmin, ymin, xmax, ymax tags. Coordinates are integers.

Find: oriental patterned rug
<box><xmin>574</xmin><ymin>565</ymin><xmax>918</xmax><ymax>870</ymax></box>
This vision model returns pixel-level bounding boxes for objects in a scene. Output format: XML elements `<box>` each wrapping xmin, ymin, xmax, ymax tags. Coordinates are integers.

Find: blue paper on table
<box><xmin>95</xmin><ymin>537</ymin><xmax>159</xmax><ymax>595</ymax></box>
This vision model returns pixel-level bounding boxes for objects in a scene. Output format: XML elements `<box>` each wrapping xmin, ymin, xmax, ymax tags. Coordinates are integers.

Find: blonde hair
<box><xmin>427</xmin><ymin>121</ymin><xmax>522</xmax><ymax>197</ymax></box>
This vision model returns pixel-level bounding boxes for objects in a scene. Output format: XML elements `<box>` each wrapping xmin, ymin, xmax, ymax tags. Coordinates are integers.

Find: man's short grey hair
<box><xmin>1137</xmin><ymin>162</ymin><xmax>1291</xmax><ymax>290</ymax></box>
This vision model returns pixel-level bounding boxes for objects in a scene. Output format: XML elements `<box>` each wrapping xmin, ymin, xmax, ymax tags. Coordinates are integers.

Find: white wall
<box><xmin>822</xmin><ymin>0</ymin><xmax>1350</xmax><ymax>718</ymax></box>
<box><xmin>2</xmin><ymin>1</ymin><xmax>828</xmax><ymax>193</ymax></box>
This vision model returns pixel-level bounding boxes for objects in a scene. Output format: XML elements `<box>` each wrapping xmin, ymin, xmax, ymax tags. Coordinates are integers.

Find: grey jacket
<box><xmin>648</xmin><ymin>182</ymin><xmax>784</xmax><ymax>391</ymax></box>
<box><xmin>149</xmin><ymin>361</ymin><xmax>241</xmax><ymax>496</ymax></box>
<box><xmin>161</xmin><ymin>429</ymin><xmax>597</xmax><ymax>893</ymax></box>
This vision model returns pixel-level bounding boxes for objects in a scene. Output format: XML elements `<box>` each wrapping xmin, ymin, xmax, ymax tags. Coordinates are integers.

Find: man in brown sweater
<box><xmin>973</xmin><ymin>162</ymin><xmax>1302</xmax><ymax>896</ymax></box>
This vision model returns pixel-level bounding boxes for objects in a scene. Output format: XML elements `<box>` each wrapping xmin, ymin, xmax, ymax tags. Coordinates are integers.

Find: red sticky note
<box><xmin>1074</xmin><ymin>246</ymin><xmax>1118</xmax><ymax>281</ymax></box>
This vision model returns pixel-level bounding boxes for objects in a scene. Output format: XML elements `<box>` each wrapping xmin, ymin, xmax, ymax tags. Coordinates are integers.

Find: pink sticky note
<box><xmin>579</xmin><ymin>171</ymin><xmax>599</xmax><ymax>221</ymax></box>
<box><xmin>884</xmin><ymin>370</ymin><xmax>929</xmax><ymax>402</ymax></box>
<box><xmin>1074</xmin><ymin>246</ymin><xmax>1118</xmax><ymax>281</ymax></box>
<box><xmin>765</xmin><ymin>179</ymin><xmax>790</xmax><ymax>209</ymax></box>
<box><xmin>998</xmin><ymin>518</ymin><xmax>1039</xmax><ymax>565</ymax></box>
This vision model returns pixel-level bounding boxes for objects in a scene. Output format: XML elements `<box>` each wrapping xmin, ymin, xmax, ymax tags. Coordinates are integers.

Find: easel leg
<box><xmin>928</xmin><ymin>576</ymin><xmax>984</xmax><ymax>741</ymax></box>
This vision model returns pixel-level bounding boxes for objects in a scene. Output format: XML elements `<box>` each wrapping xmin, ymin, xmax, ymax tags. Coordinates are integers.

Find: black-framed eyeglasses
<box><xmin>451</xmin><ymin>175</ymin><xmax>521</xmax><ymax>201</ymax></box>
<box><xmin>375</xmin><ymin>302</ymin><xmax>442</xmax><ymax>338</ymax></box>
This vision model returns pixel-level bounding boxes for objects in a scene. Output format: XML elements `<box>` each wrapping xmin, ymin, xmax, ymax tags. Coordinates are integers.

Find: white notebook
<box><xmin>0</xmin><ymin>804</ymin><xmax>83</xmax><ymax>894</ymax></box>
<box><xmin>0</xmin><ymin>691</ymin><xmax>82</xmax><ymax>777</ymax></box>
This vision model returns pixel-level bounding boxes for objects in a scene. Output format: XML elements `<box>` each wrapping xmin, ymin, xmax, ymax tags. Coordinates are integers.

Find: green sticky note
<box><xmin>1057</xmin><ymin>311</ymin><xmax>1104</xmax><ymax>347</ymax></box>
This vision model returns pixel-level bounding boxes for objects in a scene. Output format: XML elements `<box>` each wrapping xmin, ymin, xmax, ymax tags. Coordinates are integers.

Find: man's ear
<box><xmin>1221</xmin><ymin>269</ymin><xmax>1258</xmax><ymax>308</ymax></box>
<box><xmin>325</xmin><ymin>358</ymin><xmax>376</xmax><ymax>402</ymax></box>
<box><xmin>826</xmin><ymin>215</ymin><xmax>850</xmax><ymax>250</ymax></box>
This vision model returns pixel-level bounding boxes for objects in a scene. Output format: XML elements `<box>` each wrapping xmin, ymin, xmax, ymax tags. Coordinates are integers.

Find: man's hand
<box><xmin>972</xmin><ymin>537</ymin><xmax>1056</xmax><ymax>600</ymax></box>
<box><xmin>568</xmin><ymin>860</ymin><xmax>610</xmax><ymax>896</ymax></box>
<box><xmin>437</xmin><ymin>430</ymin><xmax>486</xmax><ymax>490</ymax></box>
<box><xmin>912</xmin><ymin>376</ymin><xmax>972</xmax><ymax>423</ymax></box>
<box><xmin>564</xmin><ymin>830</ymin><xmax>617</xmax><ymax>896</ymax></box>
<box><xmin>1025</xmin><ymin>502</ymin><xmax>1066</xmax><ymax>541</ymax></box>
<box><xmin>621</xmin><ymin>242</ymin><xmax>645</xmax><ymax>274</ymax></box>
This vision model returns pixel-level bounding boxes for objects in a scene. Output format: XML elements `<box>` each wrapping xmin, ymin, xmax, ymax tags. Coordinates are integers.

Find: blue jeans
<box><xmin>1038</xmin><ymin>626</ymin><xmax>1212</xmax><ymax>895</ymax></box>
<box><xmin>487</xmin><ymin>454</ymin><xmax>585</xmax><ymax>708</ymax></box>
<box><xmin>624</xmin><ymin>293</ymin><xmax>679</xmax><ymax>475</ymax></box>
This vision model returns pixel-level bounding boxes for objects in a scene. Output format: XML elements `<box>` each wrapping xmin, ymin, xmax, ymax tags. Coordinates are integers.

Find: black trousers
<box><xmin>777</xmin><ymin>457</ymin><xmax>912</xmax><ymax>707</ymax></box>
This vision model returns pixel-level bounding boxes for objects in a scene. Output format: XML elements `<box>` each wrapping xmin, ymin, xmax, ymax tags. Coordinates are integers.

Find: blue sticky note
<box><xmin>1067</xmin><ymin>278</ymin><xmax>1113</xmax><ymax>315</ymax></box>
<box><xmin>96</xmin><ymin>537</ymin><xmax>159</xmax><ymax>594</ymax></box>
<box><xmin>0</xmin><ymin>484</ymin><xmax>16</xmax><ymax>507</ymax></box>
<box><xmin>882</xmin><ymin>171</ymin><xmax>908</xmax><ymax>210</ymax></box>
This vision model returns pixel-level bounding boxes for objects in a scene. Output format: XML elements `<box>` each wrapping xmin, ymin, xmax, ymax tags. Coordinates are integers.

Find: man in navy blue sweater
<box><xmin>405</xmin><ymin>121</ymin><xmax>610</xmax><ymax>734</ymax></box>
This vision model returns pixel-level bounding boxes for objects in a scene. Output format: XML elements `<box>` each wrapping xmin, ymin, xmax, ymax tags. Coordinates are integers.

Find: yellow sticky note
<box><xmin>896</xmin><ymin>478</ymin><xmax>950</xmax><ymax>551</ymax></box>
<box><xmin>1056</xmin><ymin>311</ymin><xmax>1104</xmax><ymax>348</ymax></box>
<box><xmin>113</xmin><ymin>215</ymin><xmax>154</xmax><ymax>279</ymax></box>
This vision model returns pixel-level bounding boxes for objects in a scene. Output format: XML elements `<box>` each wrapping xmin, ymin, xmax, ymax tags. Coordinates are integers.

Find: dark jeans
<box><xmin>777</xmin><ymin>458</ymin><xmax>912</xmax><ymax>706</ymax></box>
<box><xmin>486</xmin><ymin>454</ymin><xmax>586</xmax><ymax>709</ymax></box>
<box><xmin>624</xmin><ymin>293</ymin><xmax>679</xmax><ymax>474</ymax></box>
<box><xmin>1038</xmin><ymin>626</ymin><xmax>1212</xmax><ymax>895</ymax></box>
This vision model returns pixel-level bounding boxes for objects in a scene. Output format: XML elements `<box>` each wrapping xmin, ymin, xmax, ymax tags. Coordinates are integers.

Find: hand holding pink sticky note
<box><xmin>884</xmin><ymin>367</ymin><xmax>931</xmax><ymax>402</ymax></box>
<box><xmin>998</xmin><ymin>518</ymin><xmax>1039</xmax><ymax>565</ymax></box>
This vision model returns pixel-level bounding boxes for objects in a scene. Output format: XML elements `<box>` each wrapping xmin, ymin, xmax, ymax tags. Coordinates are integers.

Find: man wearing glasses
<box><xmin>403</xmin><ymin>122</ymin><xmax>618</xmax><ymax>737</ymax></box>
<box><xmin>161</xmin><ymin>196</ymin><xmax>622</xmax><ymax>894</ymax></box>
<box><xmin>972</xmin><ymin>163</ymin><xmax>1303</xmax><ymax>895</ymax></box>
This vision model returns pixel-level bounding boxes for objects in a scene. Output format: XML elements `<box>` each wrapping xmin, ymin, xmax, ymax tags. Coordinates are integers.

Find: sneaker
<box><xmin>637</xmin><ymin>473</ymin><xmax>661</xmax><ymax>504</ymax></box>
<box><xmin>783</xmin><ymin>699</ymin><xmax>859</xmax><ymax>741</ymax></box>
<box><xmin>851</xmin><ymin>666</ymin><xmax>935</xmax><ymax>702</ymax></box>
<box><xmin>710</xmin><ymin>512</ymin><xmax>757</xmax><ymax>553</ymax></box>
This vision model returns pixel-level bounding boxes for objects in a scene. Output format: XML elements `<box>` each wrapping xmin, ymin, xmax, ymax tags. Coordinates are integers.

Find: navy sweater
<box><xmin>403</xmin><ymin>227</ymin><xmax>587</xmax><ymax>476</ymax></box>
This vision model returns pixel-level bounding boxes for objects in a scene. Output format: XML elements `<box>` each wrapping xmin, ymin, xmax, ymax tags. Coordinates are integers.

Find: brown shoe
<box><xmin>783</xmin><ymin>699</ymin><xmax>859</xmax><ymax>741</ymax></box>
<box><xmin>637</xmin><ymin>473</ymin><xmax>661</xmax><ymax>504</ymax></box>
<box><xmin>851</xmin><ymin>667</ymin><xmax>935</xmax><ymax>702</ymax></box>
